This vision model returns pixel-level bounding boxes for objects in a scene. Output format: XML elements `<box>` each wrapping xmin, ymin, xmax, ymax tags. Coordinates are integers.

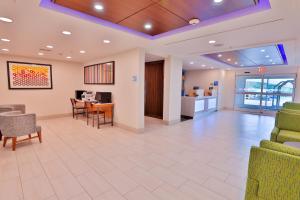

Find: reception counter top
<box><xmin>181</xmin><ymin>96</ymin><xmax>218</xmax><ymax>118</ymax></box>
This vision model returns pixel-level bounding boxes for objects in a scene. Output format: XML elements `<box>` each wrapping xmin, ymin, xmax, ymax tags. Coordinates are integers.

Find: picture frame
<box><xmin>84</xmin><ymin>61</ymin><xmax>115</xmax><ymax>85</ymax></box>
<box><xmin>7</xmin><ymin>61</ymin><xmax>53</xmax><ymax>89</ymax></box>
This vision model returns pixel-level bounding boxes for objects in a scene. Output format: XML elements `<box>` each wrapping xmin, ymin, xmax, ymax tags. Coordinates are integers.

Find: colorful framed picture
<box><xmin>7</xmin><ymin>61</ymin><xmax>53</xmax><ymax>89</ymax></box>
<box><xmin>84</xmin><ymin>61</ymin><xmax>115</xmax><ymax>85</ymax></box>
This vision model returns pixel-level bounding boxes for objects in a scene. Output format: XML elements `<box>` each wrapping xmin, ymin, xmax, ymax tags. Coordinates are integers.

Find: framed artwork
<box><xmin>7</xmin><ymin>61</ymin><xmax>53</xmax><ymax>89</ymax></box>
<box><xmin>84</xmin><ymin>61</ymin><xmax>115</xmax><ymax>85</ymax></box>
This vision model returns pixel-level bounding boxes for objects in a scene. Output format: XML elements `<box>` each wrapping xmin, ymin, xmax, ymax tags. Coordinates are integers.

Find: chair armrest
<box><xmin>0</xmin><ymin>113</ymin><xmax>37</xmax><ymax>137</ymax></box>
<box><xmin>260</xmin><ymin>140</ymin><xmax>300</xmax><ymax>156</ymax></box>
<box><xmin>270</xmin><ymin>127</ymin><xmax>280</xmax><ymax>142</ymax></box>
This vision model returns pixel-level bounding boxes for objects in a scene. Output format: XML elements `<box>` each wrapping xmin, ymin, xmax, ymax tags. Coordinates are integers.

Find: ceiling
<box><xmin>0</xmin><ymin>0</ymin><xmax>300</xmax><ymax>71</ymax></box>
<box><xmin>204</xmin><ymin>44</ymin><xmax>287</xmax><ymax>68</ymax></box>
<box><xmin>52</xmin><ymin>0</ymin><xmax>259</xmax><ymax>36</ymax></box>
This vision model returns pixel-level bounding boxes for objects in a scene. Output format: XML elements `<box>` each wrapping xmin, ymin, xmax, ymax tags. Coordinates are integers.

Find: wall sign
<box><xmin>84</xmin><ymin>61</ymin><xmax>115</xmax><ymax>85</ymax></box>
<box><xmin>7</xmin><ymin>61</ymin><xmax>53</xmax><ymax>89</ymax></box>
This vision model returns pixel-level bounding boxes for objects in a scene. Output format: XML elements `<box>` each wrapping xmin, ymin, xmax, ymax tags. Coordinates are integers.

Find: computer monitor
<box><xmin>95</xmin><ymin>92</ymin><xmax>112</xmax><ymax>103</ymax></box>
<box><xmin>75</xmin><ymin>90</ymin><xmax>86</xmax><ymax>100</ymax></box>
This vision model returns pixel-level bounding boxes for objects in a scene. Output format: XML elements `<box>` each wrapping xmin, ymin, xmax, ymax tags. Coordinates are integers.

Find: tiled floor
<box><xmin>0</xmin><ymin>111</ymin><xmax>274</xmax><ymax>200</ymax></box>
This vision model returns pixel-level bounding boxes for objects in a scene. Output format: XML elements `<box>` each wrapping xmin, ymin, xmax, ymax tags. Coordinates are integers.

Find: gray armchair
<box><xmin>0</xmin><ymin>111</ymin><xmax>42</xmax><ymax>151</ymax></box>
<box><xmin>0</xmin><ymin>104</ymin><xmax>25</xmax><ymax>141</ymax></box>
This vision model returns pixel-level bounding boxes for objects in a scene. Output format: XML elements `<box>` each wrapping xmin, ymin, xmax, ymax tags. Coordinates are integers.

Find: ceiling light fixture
<box><xmin>234</xmin><ymin>62</ymin><xmax>238</xmax><ymax>65</ymax></box>
<box><xmin>79</xmin><ymin>50</ymin><xmax>86</xmax><ymax>54</ymax></box>
<box><xmin>217</xmin><ymin>54</ymin><xmax>222</xmax><ymax>58</ymax></box>
<box><xmin>94</xmin><ymin>4</ymin><xmax>104</xmax><ymax>10</ymax></box>
<box><xmin>189</xmin><ymin>18</ymin><xmax>200</xmax><ymax>25</ymax></box>
<box><xmin>1</xmin><ymin>48</ymin><xmax>9</xmax><ymax>52</ymax></box>
<box><xmin>46</xmin><ymin>45</ymin><xmax>53</xmax><ymax>49</ymax></box>
<box><xmin>265</xmin><ymin>55</ymin><xmax>270</xmax><ymax>58</ymax></box>
<box><xmin>214</xmin><ymin>0</ymin><xmax>223</xmax><ymax>3</ymax></box>
<box><xmin>240</xmin><ymin>64</ymin><xmax>244</xmax><ymax>67</ymax></box>
<box><xmin>209</xmin><ymin>40</ymin><xmax>216</xmax><ymax>44</ymax></box>
<box><xmin>210</xmin><ymin>67</ymin><xmax>214</xmax><ymax>69</ymax></box>
<box><xmin>269</xmin><ymin>59</ymin><xmax>273</xmax><ymax>62</ymax></box>
<box><xmin>1</xmin><ymin>38</ymin><xmax>10</xmax><ymax>42</ymax></box>
<box><xmin>144</xmin><ymin>23</ymin><xmax>152</xmax><ymax>30</ymax></box>
<box><xmin>62</xmin><ymin>31</ymin><xmax>72</xmax><ymax>35</ymax></box>
<box><xmin>38</xmin><ymin>52</ymin><xmax>44</xmax><ymax>56</ymax></box>
<box><xmin>260</xmin><ymin>49</ymin><xmax>266</xmax><ymax>52</ymax></box>
<box><xmin>0</xmin><ymin>17</ymin><xmax>13</xmax><ymax>23</ymax></box>
<box><xmin>227</xmin><ymin>58</ymin><xmax>231</xmax><ymax>62</ymax></box>
<box><xmin>201</xmin><ymin>64</ymin><xmax>206</xmax><ymax>67</ymax></box>
<box><xmin>103</xmin><ymin>40</ymin><xmax>111</xmax><ymax>44</ymax></box>
<box><xmin>66</xmin><ymin>56</ymin><xmax>72</xmax><ymax>59</ymax></box>
<box><xmin>190</xmin><ymin>61</ymin><xmax>194</xmax><ymax>65</ymax></box>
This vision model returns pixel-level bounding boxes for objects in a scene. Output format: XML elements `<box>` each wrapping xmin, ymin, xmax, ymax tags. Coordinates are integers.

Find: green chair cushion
<box><xmin>277</xmin><ymin>130</ymin><xmax>300</xmax><ymax>143</ymax></box>
<box><xmin>277</xmin><ymin>111</ymin><xmax>300</xmax><ymax>132</ymax></box>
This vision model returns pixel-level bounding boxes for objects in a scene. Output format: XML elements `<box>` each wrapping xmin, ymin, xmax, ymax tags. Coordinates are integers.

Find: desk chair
<box><xmin>85</xmin><ymin>102</ymin><xmax>105</xmax><ymax>129</ymax></box>
<box><xmin>70</xmin><ymin>98</ymin><xmax>86</xmax><ymax>119</ymax></box>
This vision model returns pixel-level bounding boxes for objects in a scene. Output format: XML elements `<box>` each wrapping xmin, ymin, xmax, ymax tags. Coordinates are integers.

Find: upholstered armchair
<box><xmin>245</xmin><ymin>140</ymin><xmax>300</xmax><ymax>200</ymax></box>
<box><xmin>0</xmin><ymin>104</ymin><xmax>25</xmax><ymax>141</ymax></box>
<box><xmin>0</xmin><ymin>111</ymin><xmax>42</xmax><ymax>151</ymax></box>
<box><xmin>282</xmin><ymin>102</ymin><xmax>300</xmax><ymax>110</ymax></box>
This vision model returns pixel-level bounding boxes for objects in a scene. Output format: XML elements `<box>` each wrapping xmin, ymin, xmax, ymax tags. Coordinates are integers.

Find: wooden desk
<box><xmin>91</xmin><ymin>103</ymin><xmax>114</xmax><ymax>126</ymax></box>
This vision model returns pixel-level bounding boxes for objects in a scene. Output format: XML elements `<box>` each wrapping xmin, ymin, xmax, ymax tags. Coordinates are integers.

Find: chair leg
<box><xmin>37</xmin><ymin>132</ymin><xmax>42</xmax><ymax>143</ymax></box>
<box><xmin>3</xmin><ymin>137</ymin><xmax>8</xmax><ymax>147</ymax></box>
<box><xmin>97</xmin><ymin>113</ymin><xmax>100</xmax><ymax>129</ymax></box>
<box><xmin>0</xmin><ymin>130</ymin><xmax>2</xmax><ymax>141</ymax></box>
<box><xmin>92</xmin><ymin>114</ymin><xmax>95</xmax><ymax>127</ymax></box>
<box><xmin>87</xmin><ymin>112</ymin><xmax>89</xmax><ymax>125</ymax></box>
<box><xmin>28</xmin><ymin>134</ymin><xmax>31</xmax><ymax>139</ymax></box>
<box><xmin>12</xmin><ymin>137</ymin><xmax>17</xmax><ymax>151</ymax></box>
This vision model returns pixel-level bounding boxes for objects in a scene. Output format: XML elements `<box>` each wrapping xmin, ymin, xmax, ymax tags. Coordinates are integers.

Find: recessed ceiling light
<box><xmin>217</xmin><ymin>54</ymin><xmax>222</xmax><ymax>58</ymax></box>
<box><xmin>46</xmin><ymin>45</ymin><xmax>53</xmax><ymax>49</ymax></box>
<box><xmin>201</xmin><ymin>64</ymin><xmax>206</xmax><ymax>67</ymax></box>
<box><xmin>240</xmin><ymin>64</ymin><xmax>244</xmax><ymax>67</ymax></box>
<box><xmin>260</xmin><ymin>49</ymin><xmax>266</xmax><ymax>52</ymax></box>
<box><xmin>1</xmin><ymin>48</ymin><xmax>9</xmax><ymax>52</ymax></box>
<box><xmin>189</xmin><ymin>18</ymin><xmax>200</xmax><ymax>25</ymax></box>
<box><xmin>265</xmin><ymin>55</ymin><xmax>270</xmax><ymax>58</ymax></box>
<box><xmin>79</xmin><ymin>50</ymin><xmax>86</xmax><ymax>54</ymax></box>
<box><xmin>209</xmin><ymin>40</ymin><xmax>216</xmax><ymax>44</ymax></box>
<box><xmin>210</xmin><ymin>67</ymin><xmax>214</xmax><ymax>69</ymax></box>
<box><xmin>103</xmin><ymin>40</ymin><xmax>111</xmax><ymax>44</ymax></box>
<box><xmin>1</xmin><ymin>38</ymin><xmax>10</xmax><ymax>42</ymax></box>
<box><xmin>144</xmin><ymin>23</ymin><xmax>152</xmax><ymax>30</ymax></box>
<box><xmin>234</xmin><ymin>62</ymin><xmax>238</xmax><ymax>65</ymax></box>
<box><xmin>214</xmin><ymin>0</ymin><xmax>223</xmax><ymax>3</ymax></box>
<box><xmin>227</xmin><ymin>58</ymin><xmax>231</xmax><ymax>62</ymax></box>
<box><xmin>0</xmin><ymin>17</ymin><xmax>13</xmax><ymax>23</ymax></box>
<box><xmin>272</xmin><ymin>62</ymin><xmax>276</xmax><ymax>65</ymax></box>
<box><xmin>38</xmin><ymin>52</ymin><xmax>44</xmax><ymax>56</ymax></box>
<box><xmin>190</xmin><ymin>61</ymin><xmax>194</xmax><ymax>65</ymax></box>
<box><xmin>269</xmin><ymin>59</ymin><xmax>273</xmax><ymax>62</ymax></box>
<box><xmin>94</xmin><ymin>4</ymin><xmax>104</xmax><ymax>10</ymax></box>
<box><xmin>66</xmin><ymin>56</ymin><xmax>72</xmax><ymax>59</ymax></box>
<box><xmin>62</xmin><ymin>31</ymin><xmax>72</xmax><ymax>35</ymax></box>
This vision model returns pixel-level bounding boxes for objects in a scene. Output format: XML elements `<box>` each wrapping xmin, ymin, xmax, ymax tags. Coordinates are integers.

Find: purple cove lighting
<box><xmin>277</xmin><ymin>44</ymin><xmax>288</xmax><ymax>65</ymax></box>
<box><xmin>40</xmin><ymin>0</ymin><xmax>271</xmax><ymax>40</ymax></box>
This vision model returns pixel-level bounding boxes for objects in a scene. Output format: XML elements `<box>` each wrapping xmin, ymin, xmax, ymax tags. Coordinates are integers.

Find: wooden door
<box><xmin>145</xmin><ymin>61</ymin><xmax>164</xmax><ymax>119</ymax></box>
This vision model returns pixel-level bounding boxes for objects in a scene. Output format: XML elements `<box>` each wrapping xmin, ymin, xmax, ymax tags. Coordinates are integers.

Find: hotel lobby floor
<box><xmin>0</xmin><ymin>111</ymin><xmax>274</xmax><ymax>200</ymax></box>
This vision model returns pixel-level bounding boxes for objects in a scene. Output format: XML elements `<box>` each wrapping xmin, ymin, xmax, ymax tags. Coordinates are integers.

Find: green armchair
<box><xmin>283</xmin><ymin>102</ymin><xmax>300</xmax><ymax>110</ymax></box>
<box><xmin>271</xmin><ymin>111</ymin><xmax>300</xmax><ymax>143</ymax></box>
<box><xmin>245</xmin><ymin>140</ymin><xmax>300</xmax><ymax>200</ymax></box>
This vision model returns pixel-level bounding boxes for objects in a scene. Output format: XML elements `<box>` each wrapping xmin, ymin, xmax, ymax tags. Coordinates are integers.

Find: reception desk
<box><xmin>181</xmin><ymin>96</ymin><xmax>217</xmax><ymax>118</ymax></box>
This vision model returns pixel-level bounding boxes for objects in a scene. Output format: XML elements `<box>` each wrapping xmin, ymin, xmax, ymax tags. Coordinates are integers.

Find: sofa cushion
<box><xmin>277</xmin><ymin>130</ymin><xmax>300</xmax><ymax>143</ymax></box>
<box><xmin>260</xmin><ymin>140</ymin><xmax>300</xmax><ymax>157</ymax></box>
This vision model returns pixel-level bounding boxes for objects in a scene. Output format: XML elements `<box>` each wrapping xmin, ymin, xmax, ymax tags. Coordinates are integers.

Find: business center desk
<box><xmin>78</xmin><ymin>100</ymin><xmax>114</xmax><ymax>126</ymax></box>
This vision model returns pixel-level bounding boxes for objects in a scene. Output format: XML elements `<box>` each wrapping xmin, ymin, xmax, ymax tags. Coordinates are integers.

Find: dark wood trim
<box><xmin>7</xmin><ymin>61</ymin><xmax>53</xmax><ymax>90</ymax></box>
<box><xmin>84</xmin><ymin>61</ymin><xmax>115</xmax><ymax>85</ymax></box>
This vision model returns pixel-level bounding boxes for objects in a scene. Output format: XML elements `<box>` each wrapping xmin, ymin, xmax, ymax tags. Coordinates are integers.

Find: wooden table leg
<box><xmin>0</xmin><ymin>130</ymin><xmax>2</xmax><ymax>141</ymax></box>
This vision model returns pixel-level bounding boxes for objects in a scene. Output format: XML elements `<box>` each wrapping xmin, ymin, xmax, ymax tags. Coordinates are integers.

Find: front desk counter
<box><xmin>181</xmin><ymin>96</ymin><xmax>217</xmax><ymax>119</ymax></box>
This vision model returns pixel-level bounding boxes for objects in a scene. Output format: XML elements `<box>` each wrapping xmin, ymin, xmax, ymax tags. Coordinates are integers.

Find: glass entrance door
<box><xmin>235</xmin><ymin>74</ymin><xmax>296</xmax><ymax>113</ymax></box>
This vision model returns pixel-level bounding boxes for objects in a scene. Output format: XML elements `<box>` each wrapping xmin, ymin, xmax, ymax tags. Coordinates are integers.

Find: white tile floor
<box><xmin>0</xmin><ymin>111</ymin><xmax>274</xmax><ymax>200</ymax></box>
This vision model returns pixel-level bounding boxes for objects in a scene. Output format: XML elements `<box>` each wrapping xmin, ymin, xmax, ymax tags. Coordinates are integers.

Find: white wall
<box><xmin>184</xmin><ymin>69</ymin><xmax>226</xmax><ymax>109</ymax></box>
<box><xmin>0</xmin><ymin>55</ymin><xmax>82</xmax><ymax>117</ymax></box>
<box><xmin>82</xmin><ymin>48</ymin><xmax>145</xmax><ymax>131</ymax></box>
<box><xmin>163</xmin><ymin>56</ymin><xmax>183</xmax><ymax>124</ymax></box>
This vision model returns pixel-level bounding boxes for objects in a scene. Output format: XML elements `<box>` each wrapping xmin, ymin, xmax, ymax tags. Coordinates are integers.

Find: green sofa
<box><xmin>283</xmin><ymin>102</ymin><xmax>300</xmax><ymax>110</ymax></box>
<box><xmin>245</xmin><ymin>140</ymin><xmax>300</xmax><ymax>200</ymax></box>
<box><xmin>271</xmin><ymin>110</ymin><xmax>300</xmax><ymax>143</ymax></box>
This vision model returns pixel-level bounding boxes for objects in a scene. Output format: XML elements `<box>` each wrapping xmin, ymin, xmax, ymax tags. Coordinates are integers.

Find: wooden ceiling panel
<box><xmin>158</xmin><ymin>0</ymin><xmax>257</xmax><ymax>21</ymax></box>
<box><xmin>118</xmin><ymin>4</ymin><xmax>187</xmax><ymax>36</ymax></box>
<box><xmin>53</xmin><ymin>0</ymin><xmax>156</xmax><ymax>23</ymax></box>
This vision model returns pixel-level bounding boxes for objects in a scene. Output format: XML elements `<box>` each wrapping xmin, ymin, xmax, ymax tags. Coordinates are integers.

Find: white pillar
<box><xmin>163</xmin><ymin>55</ymin><xmax>183</xmax><ymax>125</ymax></box>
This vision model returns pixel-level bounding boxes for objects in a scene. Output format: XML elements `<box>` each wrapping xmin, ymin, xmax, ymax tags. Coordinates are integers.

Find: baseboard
<box><xmin>37</xmin><ymin>113</ymin><xmax>72</xmax><ymax>120</ymax></box>
<box><xmin>114</xmin><ymin>122</ymin><xmax>145</xmax><ymax>133</ymax></box>
<box><xmin>163</xmin><ymin>119</ymin><xmax>181</xmax><ymax>125</ymax></box>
